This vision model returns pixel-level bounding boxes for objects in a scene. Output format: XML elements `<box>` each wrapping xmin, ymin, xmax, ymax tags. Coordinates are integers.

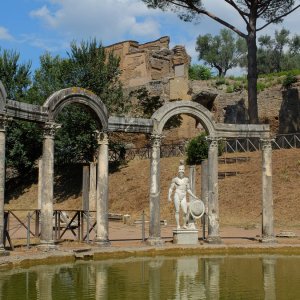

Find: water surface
<box><xmin>1</xmin><ymin>255</ymin><xmax>300</xmax><ymax>299</ymax></box>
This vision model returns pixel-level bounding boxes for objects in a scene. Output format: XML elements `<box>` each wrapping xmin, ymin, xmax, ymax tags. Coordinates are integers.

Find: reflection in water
<box><xmin>149</xmin><ymin>259</ymin><xmax>163</xmax><ymax>300</ymax></box>
<box><xmin>263</xmin><ymin>258</ymin><xmax>276</xmax><ymax>300</ymax></box>
<box><xmin>96</xmin><ymin>265</ymin><xmax>107</xmax><ymax>300</ymax></box>
<box><xmin>36</xmin><ymin>266</ymin><xmax>54</xmax><ymax>300</ymax></box>
<box><xmin>2</xmin><ymin>255</ymin><xmax>300</xmax><ymax>299</ymax></box>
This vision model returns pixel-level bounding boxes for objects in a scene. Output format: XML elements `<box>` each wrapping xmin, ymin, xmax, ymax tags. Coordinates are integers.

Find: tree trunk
<box><xmin>247</xmin><ymin>24</ymin><xmax>259</xmax><ymax>124</ymax></box>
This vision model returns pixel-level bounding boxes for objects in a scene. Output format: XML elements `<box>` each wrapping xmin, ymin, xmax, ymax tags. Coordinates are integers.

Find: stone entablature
<box><xmin>105</xmin><ymin>36</ymin><xmax>190</xmax><ymax>88</ymax></box>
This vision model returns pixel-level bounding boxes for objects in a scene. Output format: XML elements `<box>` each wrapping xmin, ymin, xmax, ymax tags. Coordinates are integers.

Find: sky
<box><xmin>0</xmin><ymin>0</ymin><xmax>299</xmax><ymax>75</ymax></box>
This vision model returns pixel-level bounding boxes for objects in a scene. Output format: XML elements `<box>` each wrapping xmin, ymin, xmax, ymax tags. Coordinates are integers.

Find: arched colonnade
<box><xmin>0</xmin><ymin>84</ymin><xmax>275</xmax><ymax>251</ymax></box>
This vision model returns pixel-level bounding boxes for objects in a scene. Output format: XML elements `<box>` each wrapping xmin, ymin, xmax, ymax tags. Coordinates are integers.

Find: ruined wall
<box><xmin>106</xmin><ymin>36</ymin><xmax>200</xmax><ymax>140</ymax></box>
<box><xmin>105</xmin><ymin>36</ymin><xmax>190</xmax><ymax>88</ymax></box>
<box><xmin>279</xmin><ymin>88</ymin><xmax>300</xmax><ymax>133</ymax></box>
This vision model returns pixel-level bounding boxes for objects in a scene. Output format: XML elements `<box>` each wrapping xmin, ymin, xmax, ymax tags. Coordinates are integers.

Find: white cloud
<box><xmin>0</xmin><ymin>26</ymin><xmax>13</xmax><ymax>41</ymax></box>
<box><xmin>29</xmin><ymin>0</ymin><xmax>162</xmax><ymax>43</ymax></box>
<box><xmin>25</xmin><ymin>0</ymin><xmax>299</xmax><ymax>67</ymax></box>
<box><xmin>30</xmin><ymin>5</ymin><xmax>58</xmax><ymax>28</ymax></box>
<box><xmin>20</xmin><ymin>34</ymin><xmax>69</xmax><ymax>52</ymax></box>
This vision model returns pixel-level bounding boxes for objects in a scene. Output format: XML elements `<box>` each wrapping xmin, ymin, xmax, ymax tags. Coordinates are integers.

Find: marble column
<box><xmin>260</xmin><ymin>139</ymin><xmax>276</xmax><ymax>243</ymax></box>
<box><xmin>37</xmin><ymin>158</ymin><xmax>43</xmax><ymax>210</ymax></box>
<box><xmin>89</xmin><ymin>162</ymin><xmax>97</xmax><ymax>212</ymax></box>
<box><xmin>201</xmin><ymin>160</ymin><xmax>209</xmax><ymax>208</ymax></box>
<box><xmin>82</xmin><ymin>165</ymin><xmax>90</xmax><ymax>211</ymax></box>
<box><xmin>0</xmin><ymin>116</ymin><xmax>8</xmax><ymax>254</ymax></box>
<box><xmin>207</xmin><ymin>137</ymin><xmax>222</xmax><ymax>244</ymax></box>
<box><xmin>40</xmin><ymin>122</ymin><xmax>60</xmax><ymax>246</ymax></box>
<box><xmin>188</xmin><ymin>165</ymin><xmax>196</xmax><ymax>227</ymax></box>
<box><xmin>201</xmin><ymin>159</ymin><xmax>209</xmax><ymax>239</ymax></box>
<box><xmin>95</xmin><ymin>132</ymin><xmax>110</xmax><ymax>246</ymax></box>
<box><xmin>147</xmin><ymin>134</ymin><xmax>163</xmax><ymax>246</ymax></box>
<box><xmin>189</xmin><ymin>165</ymin><xmax>196</xmax><ymax>200</ymax></box>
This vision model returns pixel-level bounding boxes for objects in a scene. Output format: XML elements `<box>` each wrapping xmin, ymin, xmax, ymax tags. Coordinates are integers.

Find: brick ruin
<box><xmin>106</xmin><ymin>37</ymin><xmax>300</xmax><ymax>139</ymax></box>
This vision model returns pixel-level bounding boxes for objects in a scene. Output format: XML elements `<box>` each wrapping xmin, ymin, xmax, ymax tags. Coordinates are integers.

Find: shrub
<box><xmin>282</xmin><ymin>73</ymin><xmax>298</xmax><ymax>90</ymax></box>
<box><xmin>257</xmin><ymin>82</ymin><xmax>267</xmax><ymax>93</ymax></box>
<box><xmin>186</xmin><ymin>133</ymin><xmax>224</xmax><ymax>165</ymax></box>
<box><xmin>226</xmin><ymin>85</ymin><xmax>234</xmax><ymax>93</ymax></box>
<box><xmin>189</xmin><ymin>64</ymin><xmax>212</xmax><ymax>80</ymax></box>
<box><xmin>215</xmin><ymin>77</ymin><xmax>226</xmax><ymax>86</ymax></box>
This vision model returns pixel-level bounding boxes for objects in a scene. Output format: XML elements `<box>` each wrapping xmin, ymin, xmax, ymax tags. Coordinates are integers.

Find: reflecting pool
<box><xmin>1</xmin><ymin>255</ymin><xmax>300</xmax><ymax>299</ymax></box>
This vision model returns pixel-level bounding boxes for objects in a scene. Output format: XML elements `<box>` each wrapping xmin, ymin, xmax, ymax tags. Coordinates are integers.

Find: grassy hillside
<box><xmin>6</xmin><ymin>148</ymin><xmax>300</xmax><ymax>228</ymax></box>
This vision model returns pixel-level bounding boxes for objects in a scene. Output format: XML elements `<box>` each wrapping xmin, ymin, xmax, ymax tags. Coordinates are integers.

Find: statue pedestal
<box><xmin>173</xmin><ymin>229</ymin><xmax>199</xmax><ymax>245</ymax></box>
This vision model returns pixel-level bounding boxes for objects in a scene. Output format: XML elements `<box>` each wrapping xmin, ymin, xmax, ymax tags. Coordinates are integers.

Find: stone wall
<box><xmin>106</xmin><ymin>37</ymin><xmax>300</xmax><ymax>138</ymax></box>
<box><xmin>190</xmin><ymin>78</ymin><xmax>300</xmax><ymax>133</ymax></box>
<box><xmin>105</xmin><ymin>36</ymin><xmax>190</xmax><ymax>88</ymax></box>
<box><xmin>106</xmin><ymin>37</ymin><xmax>201</xmax><ymax>140</ymax></box>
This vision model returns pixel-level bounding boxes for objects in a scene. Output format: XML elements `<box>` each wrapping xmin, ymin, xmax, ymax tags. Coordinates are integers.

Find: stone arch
<box><xmin>0</xmin><ymin>81</ymin><xmax>7</xmax><ymax>113</ymax></box>
<box><xmin>151</xmin><ymin>100</ymin><xmax>217</xmax><ymax>136</ymax></box>
<box><xmin>43</xmin><ymin>87</ymin><xmax>108</xmax><ymax>130</ymax></box>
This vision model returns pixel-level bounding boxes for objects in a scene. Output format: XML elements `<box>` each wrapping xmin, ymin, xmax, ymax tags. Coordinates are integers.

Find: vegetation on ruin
<box><xmin>143</xmin><ymin>0</ymin><xmax>300</xmax><ymax>124</ymax></box>
<box><xmin>188</xmin><ymin>64</ymin><xmax>212</xmax><ymax>80</ymax></box>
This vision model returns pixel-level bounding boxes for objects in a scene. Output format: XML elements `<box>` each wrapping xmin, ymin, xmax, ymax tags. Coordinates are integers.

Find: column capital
<box><xmin>206</xmin><ymin>136</ymin><xmax>221</xmax><ymax>148</ymax></box>
<box><xmin>43</xmin><ymin>122</ymin><xmax>61</xmax><ymax>139</ymax></box>
<box><xmin>150</xmin><ymin>134</ymin><xmax>162</xmax><ymax>147</ymax></box>
<box><xmin>95</xmin><ymin>131</ymin><xmax>109</xmax><ymax>145</ymax></box>
<box><xmin>0</xmin><ymin>115</ymin><xmax>11</xmax><ymax>132</ymax></box>
<box><xmin>260</xmin><ymin>138</ymin><xmax>273</xmax><ymax>151</ymax></box>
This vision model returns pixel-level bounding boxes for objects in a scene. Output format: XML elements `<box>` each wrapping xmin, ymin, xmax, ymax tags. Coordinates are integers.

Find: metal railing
<box><xmin>3</xmin><ymin>209</ymin><xmax>123</xmax><ymax>250</ymax></box>
<box><xmin>108</xmin><ymin>133</ymin><xmax>300</xmax><ymax>161</ymax></box>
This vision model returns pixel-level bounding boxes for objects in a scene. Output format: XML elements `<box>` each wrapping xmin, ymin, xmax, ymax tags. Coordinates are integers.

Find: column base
<box><xmin>146</xmin><ymin>237</ymin><xmax>164</xmax><ymax>246</ymax></box>
<box><xmin>206</xmin><ymin>236</ymin><xmax>223</xmax><ymax>244</ymax></box>
<box><xmin>259</xmin><ymin>236</ymin><xmax>277</xmax><ymax>243</ymax></box>
<box><xmin>95</xmin><ymin>238</ymin><xmax>111</xmax><ymax>247</ymax></box>
<box><xmin>173</xmin><ymin>229</ymin><xmax>198</xmax><ymax>245</ymax></box>
<box><xmin>0</xmin><ymin>247</ymin><xmax>10</xmax><ymax>256</ymax></box>
<box><xmin>38</xmin><ymin>240</ymin><xmax>58</xmax><ymax>251</ymax></box>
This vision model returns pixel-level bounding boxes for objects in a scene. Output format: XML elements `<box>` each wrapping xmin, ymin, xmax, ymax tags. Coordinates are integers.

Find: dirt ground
<box><xmin>6</xmin><ymin>148</ymin><xmax>300</xmax><ymax>229</ymax></box>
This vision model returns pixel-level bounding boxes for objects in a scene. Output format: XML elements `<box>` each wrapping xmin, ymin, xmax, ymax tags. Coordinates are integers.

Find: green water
<box><xmin>1</xmin><ymin>255</ymin><xmax>300</xmax><ymax>300</ymax></box>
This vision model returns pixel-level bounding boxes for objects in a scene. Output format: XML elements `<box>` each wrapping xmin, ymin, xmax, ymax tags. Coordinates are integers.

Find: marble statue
<box><xmin>168</xmin><ymin>162</ymin><xmax>200</xmax><ymax>229</ymax></box>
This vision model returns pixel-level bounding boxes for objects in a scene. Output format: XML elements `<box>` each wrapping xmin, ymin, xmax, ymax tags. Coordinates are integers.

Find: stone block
<box><xmin>173</xmin><ymin>229</ymin><xmax>199</xmax><ymax>245</ymax></box>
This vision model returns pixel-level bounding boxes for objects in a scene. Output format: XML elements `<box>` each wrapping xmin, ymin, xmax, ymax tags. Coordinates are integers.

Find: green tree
<box><xmin>186</xmin><ymin>133</ymin><xmax>223</xmax><ymax>165</ymax></box>
<box><xmin>188</xmin><ymin>64</ymin><xmax>212</xmax><ymax>80</ymax></box>
<box><xmin>0</xmin><ymin>48</ymin><xmax>31</xmax><ymax>100</ymax></box>
<box><xmin>31</xmin><ymin>39</ymin><xmax>129</xmax><ymax>164</ymax></box>
<box><xmin>255</xmin><ymin>29</ymin><xmax>300</xmax><ymax>73</ymax></box>
<box><xmin>196</xmin><ymin>29</ymin><xmax>246</xmax><ymax>77</ymax></box>
<box><xmin>130</xmin><ymin>87</ymin><xmax>182</xmax><ymax>129</ymax></box>
<box><xmin>142</xmin><ymin>0</ymin><xmax>300</xmax><ymax>124</ymax></box>
<box><xmin>0</xmin><ymin>48</ymin><xmax>42</xmax><ymax>174</ymax></box>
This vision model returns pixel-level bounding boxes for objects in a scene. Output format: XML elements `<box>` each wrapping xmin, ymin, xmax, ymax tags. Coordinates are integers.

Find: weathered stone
<box><xmin>279</xmin><ymin>88</ymin><xmax>300</xmax><ymax>133</ymax></box>
<box><xmin>192</xmin><ymin>90</ymin><xmax>218</xmax><ymax>111</ymax></box>
<box><xmin>0</xmin><ymin>117</ymin><xmax>7</xmax><ymax>252</ymax></box>
<box><xmin>173</xmin><ymin>229</ymin><xmax>199</xmax><ymax>244</ymax></box>
<box><xmin>105</xmin><ymin>37</ymin><xmax>190</xmax><ymax>87</ymax></box>
<box><xmin>40</xmin><ymin>122</ymin><xmax>60</xmax><ymax>245</ymax></box>
<box><xmin>260</xmin><ymin>138</ymin><xmax>276</xmax><ymax>244</ymax></box>
<box><xmin>95</xmin><ymin>132</ymin><xmax>110</xmax><ymax>246</ymax></box>
<box><xmin>147</xmin><ymin>134</ymin><xmax>163</xmax><ymax>245</ymax></box>
<box><xmin>224</xmin><ymin>99</ymin><xmax>249</xmax><ymax>124</ymax></box>
<box><xmin>82</xmin><ymin>165</ymin><xmax>90</xmax><ymax>211</ymax></box>
<box><xmin>207</xmin><ymin>137</ymin><xmax>222</xmax><ymax>244</ymax></box>
<box><xmin>89</xmin><ymin>162</ymin><xmax>97</xmax><ymax>212</ymax></box>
